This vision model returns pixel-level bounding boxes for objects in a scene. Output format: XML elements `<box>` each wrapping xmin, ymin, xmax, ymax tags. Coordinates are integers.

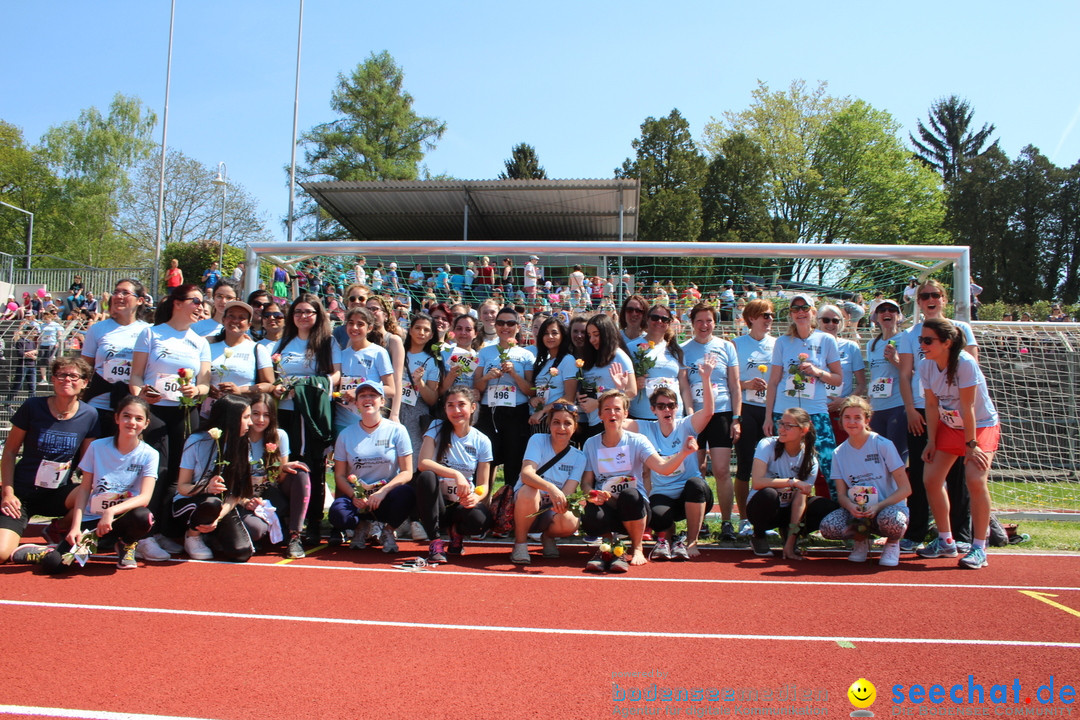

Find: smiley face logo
<box><xmin>848</xmin><ymin>678</ymin><xmax>876</xmax><ymax>709</ymax></box>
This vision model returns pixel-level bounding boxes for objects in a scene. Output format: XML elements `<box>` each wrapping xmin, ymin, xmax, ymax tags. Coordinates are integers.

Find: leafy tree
<box><xmin>37</xmin><ymin>93</ymin><xmax>157</xmax><ymax>266</ymax></box>
<box><xmin>1053</xmin><ymin>161</ymin><xmax>1080</xmax><ymax>303</ymax></box>
<box><xmin>117</xmin><ymin>149</ymin><xmax>272</xmax><ymax>267</ymax></box>
<box><xmin>947</xmin><ymin>146</ymin><xmax>1014</xmax><ymax>302</ymax></box>
<box><xmin>699</xmin><ymin>133</ymin><xmax>772</xmax><ymax>244</ymax></box>
<box><xmin>295</xmin><ymin>51</ymin><xmax>446</xmax><ymax>239</ymax></box>
<box><xmin>0</xmin><ymin>121</ymin><xmax>57</xmax><ymax>261</ymax></box>
<box><xmin>163</xmin><ymin>238</ymin><xmax>246</xmax><ymax>295</ymax></box>
<box><xmin>1008</xmin><ymin>145</ymin><xmax>1061</xmax><ymax>301</ymax></box>
<box><xmin>910</xmin><ymin>95</ymin><xmax>997</xmax><ymax>185</ymax></box>
<box><xmin>616</xmin><ymin>109</ymin><xmax>707</xmax><ymax>283</ymax></box>
<box><xmin>499</xmin><ymin>143</ymin><xmax>547</xmax><ymax>179</ymax></box>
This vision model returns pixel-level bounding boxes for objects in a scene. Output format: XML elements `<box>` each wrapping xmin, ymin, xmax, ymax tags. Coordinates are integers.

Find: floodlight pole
<box><xmin>152</xmin><ymin>0</ymin><xmax>176</xmax><ymax>298</ymax></box>
<box><xmin>286</xmin><ymin>0</ymin><xmax>304</xmax><ymax>244</ymax></box>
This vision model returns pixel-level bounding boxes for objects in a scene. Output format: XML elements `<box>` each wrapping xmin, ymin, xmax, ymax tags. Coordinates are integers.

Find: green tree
<box><xmin>910</xmin><ymin>95</ymin><xmax>997</xmax><ymax>185</ymax></box>
<box><xmin>1053</xmin><ymin>161</ymin><xmax>1080</xmax><ymax>303</ymax></box>
<box><xmin>1009</xmin><ymin>145</ymin><xmax>1060</xmax><ymax>301</ymax></box>
<box><xmin>0</xmin><ymin>121</ymin><xmax>58</xmax><ymax>262</ymax></box>
<box><xmin>37</xmin><ymin>93</ymin><xmax>157</xmax><ymax>266</ymax></box>
<box><xmin>163</xmin><ymin>238</ymin><xmax>246</xmax><ymax>294</ymax></box>
<box><xmin>117</xmin><ymin>149</ymin><xmax>273</xmax><ymax>266</ymax></box>
<box><xmin>499</xmin><ymin>143</ymin><xmax>547</xmax><ymax>179</ymax></box>
<box><xmin>295</xmin><ymin>51</ymin><xmax>446</xmax><ymax>239</ymax></box>
<box><xmin>947</xmin><ymin>146</ymin><xmax>1014</xmax><ymax>302</ymax></box>
<box><xmin>616</xmin><ymin>109</ymin><xmax>707</xmax><ymax>284</ymax></box>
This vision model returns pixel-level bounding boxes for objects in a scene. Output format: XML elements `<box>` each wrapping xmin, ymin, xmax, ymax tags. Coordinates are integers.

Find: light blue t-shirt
<box><xmin>334</xmin><ymin>419</ymin><xmax>412</xmax><ymax>484</ymax></box>
<box><xmin>918</xmin><ymin>351</ymin><xmax>999</xmax><ymax>428</ymax></box>
<box><xmin>336</xmin><ymin>344</ymin><xmax>394</xmax><ymax>426</ymax></box>
<box><xmin>582</xmin><ymin>430</ymin><xmax>657</xmax><ymax>499</ymax></box>
<box><xmin>423</xmin><ymin>421</ymin><xmax>494</xmax><ymax>501</ymax></box>
<box><xmin>581</xmin><ymin>348</ymin><xmax>634</xmax><ymax>426</ymax></box>
<box><xmin>532</xmin><ymin>353</ymin><xmax>579</xmax><ymax>405</ymax></box>
<box><xmin>825</xmin><ymin>336</ymin><xmax>865</xmax><ymax>400</ymax></box>
<box><xmin>250</xmin><ymin>427</ymin><xmax>291</xmax><ymax>482</ymax></box>
<box><xmin>864</xmin><ymin>336</ymin><xmax>904</xmax><ymax>411</ymax></box>
<box><xmin>770</xmin><ymin>332</ymin><xmax>841</xmax><ymax>415</ymax></box>
<box><xmin>746</xmin><ymin>436</ymin><xmax>819</xmax><ymax>508</ymax></box>
<box><xmin>77</xmin><ymin>438</ymin><xmax>159</xmax><ymax>521</ymax></box>
<box><xmin>681</xmin><ymin>336</ymin><xmax>739</xmax><ymax>413</ymax></box>
<box><xmin>82</xmin><ymin>318</ymin><xmax>151</xmax><ymax>410</ymax></box>
<box><xmin>272</xmin><ymin>336</ymin><xmax>342</xmax><ymax>411</ymax></box>
<box><xmin>626</xmin><ymin>338</ymin><xmax>684</xmax><ymax>419</ymax></box>
<box><xmin>734</xmin><ymin>333</ymin><xmax>776</xmax><ymax>408</ymax></box>
<box><xmin>208</xmin><ymin>338</ymin><xmax>272</xmax><ymax>389</ymax></box>
<box><xmin>899</xmin><ymin>320</ymin><xmax>977</xmax><ymax>410</ymax></box>
<box><xmin>135</xmin><ymin>325</ymin><xmax>212</xmax><ymax>407</ymax></box>
<box><xmin>514</xmin><ymin>433</ymin><xmax>586</xmax><ymax>494</ymax></box>
<box><xmin>475</xmin><ymin>343</ymin><xmax>534</xmax><ymax>407</ymax></box>
<box><xmin>831</xmin><ymin>432</ymin><xmax>907</xmax><ymax>510</ymax></box>
<box><xmin>634</xmin><ymin>416</ymin><xmax>700</xmax><ymax>497</ymax></box>
<box><xmin>402</xmin><ymin>350</ymin><xmax>441</xmax><ymax>411</ymax></box>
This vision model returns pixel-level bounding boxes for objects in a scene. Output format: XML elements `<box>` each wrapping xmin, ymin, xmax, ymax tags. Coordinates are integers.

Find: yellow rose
<box><xmin>612</xmin><ymin>545</ymin><xmax>625</xmax><ymax>557</ymax></box>
<box><xmin>473</xmin><ymin>485</ymin><xmax>487</xmax><ymax>498</ymax></box>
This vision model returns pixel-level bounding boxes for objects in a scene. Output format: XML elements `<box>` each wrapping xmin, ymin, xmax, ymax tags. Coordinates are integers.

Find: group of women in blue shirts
<box><xmin>0</xmin><ymin>276</ymin><xmax>999</xmax><ymax>573</ymax></box>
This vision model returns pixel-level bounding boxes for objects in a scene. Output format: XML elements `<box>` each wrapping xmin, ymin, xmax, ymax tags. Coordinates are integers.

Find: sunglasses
<box><xmin>649</xmin><ymin>314</ymin><xmax>672</xmax><ymax>324</ymax></box>
<box><xmin>919</xmin><ymin>292</ymin><xmax>943</xmax><ymax>301</ymax></box>
<box><xmin>348</xmin><ymin>296</ymin><xmax>364</xmax><ymax>302</ymax></box>
<box><xmin>495</xmin><ymin>319</ymin><xmax>518</xmax><ymax>327</ymax></box>
<box><xmin>625</xmin><ymin>307</ymin><xmax>644</xmax><ymax>314</ymax></box>
<box><xmin>818</xmin><ymin>317</ymin><xmax>841</xmax><ymax>325</ymax></box>
<box><xmin>652</xmin><ymin>401</ymin><xmax>677</xmax><ymax>411</ymax></box>
<box><xmin>177</xmin><ymin>297</ymin><xmax>203</xmax><ymax>305</ymax></box>
<box><xmin>551</xmin><ymin>402</ymin><xmax>579</xmax><ymax>414</ymax></box>
<box><xmin>789</xmin><ymin>305</ymin><xmax>812</xmax><ymax>312</ymax></box>
<box><xmin>263</xmin><ymin>312</ymin><xmax>284</xmax><ymax>320</ymax></box>
<box><xmin>918</xmin><ymin>336</ymin><xmax>940</xmax><ymax>345</ymax></box>
<box><xmin>759</xmin><ymin>312</ymin><xmax>775</xmax><ymax>319</ymax></box>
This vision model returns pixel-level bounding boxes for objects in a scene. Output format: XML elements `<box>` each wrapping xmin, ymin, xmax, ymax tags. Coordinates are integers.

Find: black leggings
<box><xmin>412</xmin><ymin>471</ymin><xmax>493</xmax><ymax>538</ymax></box>
<box><xmin>147</xmin><ymin>403</ymin><xmax>198</xmax><ymax>537</ymax></box>
<box><xmin>904</xmin><ymin>410</ymin><xmax>972</xmax><ymax>544</ymax></box>
<box><xmin>172</xmin><ymin>494</ymin><xmax>265</xmax><ymax>562</ymax></box>
<box><xmin>734</xmin><ymin>404</ymin><xmax>767</xmax><ymax>483</ymax></box>
<box><xmin>649</xmin><ymin>478</ymin><xmax>714</xmax><ymax>533</ymax></box>
<box><xmin>475</xmin><ymin>403</ymin><xmax>530</xmax><ymax>490</ymax></box>
<box><xmin>746</xmin><ymin>490</ymin><xmax>837</xmax><ymax>538</ymax></box>
<box><xmin>38</xmin><ymin>506</ymin><xmax>153</xmax><ymax>575</ymax></box>
<box><xmin>582</xmin><ymin>488</ymin><xmax>651</xmax><ymax>536</ymax></box>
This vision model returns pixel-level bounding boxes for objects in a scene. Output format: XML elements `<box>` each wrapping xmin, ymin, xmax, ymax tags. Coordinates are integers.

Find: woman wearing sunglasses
<box><xmin>626</xmin><ymin>304</ymin><xmax>687</xmax><ymax>421</ymax></box>
<box><xmin>510</xmin><ymin>402</ymin><xmax>585</xmax><ymax>564</ymax></box>
<box><xmin>625</xmin><ymin>355</ymin><xmax>717</xmax><ymax>560</ymax></box>
<box><xmin>618</xmin><ymin>294</ymin><xmax>649</xmax><ymax>346</ymax></box>
<box><xmin>732</xmin><ymin>299</ymin><xmax>776</xmax><ymax>539</ymax></box>
<box><xmin>913</xmin><ymin>318</ymin><xmax>999</xmax><ymax>569</ymax></box>
<box><xmin>763</xmin><ymin>293</ymin><xmax>843</xmax><ymax>497</ymax></box>
<box><xmin>474</xmin><ymin>307</ymin><xmax>534</xmax><ymax>494</ymax></box>
<box><xmin>577</xmin><ymin>314</ymin><xmax>636</xmax><ymax>438</ymax></box>
<box><xmin>898</xmin><ymin>279</ymin><xmax>977</xmax><ymax>552</ymax></box>
<box><xmin>129</xmin><ymin>284</ymin><xmax>213</xmax><ymax>554</ymax></box>
<box><xmin>365</xmin><ymin>295</ymin><xmax>406</xmax><ymax>422</ymax></box>
<box><xmin>332</xmin><ymin>284</ymin><xmax>368</xmax><ymax>349</ymax></box>
<box><xmin>814</xmin><ymin>304</ymin><xmax>866</xmax><ymax>445</ymax></box>
<box><xmin>257</xmin><ymin>303</ymin><xmax>285</xmax><ymax>352</ymax></box>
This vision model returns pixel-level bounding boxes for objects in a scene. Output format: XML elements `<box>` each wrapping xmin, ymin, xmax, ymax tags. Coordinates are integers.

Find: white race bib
<box><xmin>691</xmin><ymin>381</ymin><xmax>720</xmax><ymax>407</ymax></box>
<box><xmin>400</xmin><ymin>381</ymin><xmax>418</xmax><ymax>407</ymax></box>
<box><xmin>439</xmin><ymin>477</ymin><xmax>474</xmax><ymax>503</ymax></box>
<box><xmin>939</xmin><ymin>408</ymin><xmax>964</xmax><ymax>429</ymax></box>
<box><xmin>103</xmin><ymin>357</ymin><xmax>131</xmax><ymax>382</ymax></box>
<box><xmin>89</xmin><ymin>490</ymin><xmax>128</xmax><ymax>516</ymax></box>
<box><xmin>340</xmin><ymin>376</ymin><xmax>363</xmax><ymax>394</ymax></box>
<box><xmin>784</xmin><ymin>374</ymin><xmax>816</xmax><ymax>399</ymax></box>
<box><xmin>486</xmin><ymin>384</ymin><xmax>515</xmax><ymax>408</ymax></box>
<box><xmin>599</xmin><ymin>475</ymin><xmax>633</xmax><ymax>497</ymax></box>
<box><xmin>847</xmin><ymin>484</ymin><xmax>879</xmax><ymax>508</ymax></box>
<box><xmin>154</xmin><ymin>373</ymin><xmax>182</xmax><ymax>402</ymax></box>
<box><xmin>869</xmin><ymin>377</ymin><xmax>894</xmax><ymax>399</ymax></box>
<box><xmin>824</xmin><ymin>382</ymin><xmax>842</xmax><ymax>399</ymax></box>
<box><xmin>776</xmin><ymin>486</ymin><xmax>795</xmax><ymax>506</ymax></box>
<box><xmin>34</xmin><ymin>460</ymin><xmax>70</xmax><ymax>489</ymax></box>
<box><xmin>743</xmin><ymin>387</ymin><xmax>766</xmax><ymax>405</ymax></box>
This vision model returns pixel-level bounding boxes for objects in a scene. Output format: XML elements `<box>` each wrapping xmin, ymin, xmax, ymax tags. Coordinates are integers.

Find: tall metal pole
<box><xmin>152</xmin><ymin>0</ymin><xmax>176</xmax><ymax>299</ymax></box>
<box><xmin>286</xmin><ymin>0</ymin><xmax>304</xmax><ymax>244</ymax></box>
<box><xmin>214</xmin><ymin>163</ymin><xmax>228</xmax><ymax>269</ymax></box>
<box><xmin>0</xmin><ymin>201</ymin><xmax>33</xmax><ymax>269</ymax></box>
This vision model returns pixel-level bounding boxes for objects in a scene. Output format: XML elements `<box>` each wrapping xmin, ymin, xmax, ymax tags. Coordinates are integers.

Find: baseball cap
<box><xmin>789</xmin><ymin>293</ymin><xmax>815</xmax><ymax>308</ymax></box>
<box><xmin>222</xmin><ymin>300</ymin><xmax>253</xmax><ymax>317</ymax></box>
<box><xmin>356</xmin><ymin>379</ymin><xmax>385</xmax><ymax>395</ymax></box>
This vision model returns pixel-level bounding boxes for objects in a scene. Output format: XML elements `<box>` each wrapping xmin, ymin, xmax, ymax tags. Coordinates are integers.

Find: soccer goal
<box><xmin>243</xmin><ymin>239</ymin><xmax>1079</xmax><ymax>514</ymax></box>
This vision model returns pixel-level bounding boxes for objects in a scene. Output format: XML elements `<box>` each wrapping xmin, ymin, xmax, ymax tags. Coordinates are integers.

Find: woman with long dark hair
<box><xmin>576</xmin><ymin>313</ymin><xmax>636</xmax><ymax>437</ymax></box>
<box><xmin>366</xmin><ymin>295</ymin><xmax>405</xmax><ymax>421</ymax></box>
<box><xmin>173</xmin><ymin>394</ymin><xmax>259</xmax><ymax>562</ymax></box>
<box><xmin>273</xmin><ymin>293</ymin><xmax>341</xmax><ymax>545</ymax></box>
<box><xmin>618</xmin><ymin>294</ymin><xmax>649</xmax><ymax>346</ymax></box>
<box><xmin>129</xmin><ymin>283</ymin><xmax>212</xmax><ymax>556</ymax></box>
<box><xmin>914</xmin><ymin>318</ymin><xmax>1000</xmax><ymax>570</ymax></box>
<box><xmin>335</xmin><ymin>307</ymin><xmax>394</xmax><ymax>436</ymax></box>
<box><xmin>627</xmin><ymin>303</ymin><xmax>687</xmax><ymax>420</ymax></box>
<box><xmin>399</xmin><ymin>314</ymin><xmax>442</xmax><ymax>457</ymax></box>
<box><xmin>248</xmin><ymin>392</ymin><xmax>310</xmax><ymax>559</ymax></box>
<box><xmin>527</xmin><ymin>316</ymin><xmax>578</xmax><ymax>432</ymax></box>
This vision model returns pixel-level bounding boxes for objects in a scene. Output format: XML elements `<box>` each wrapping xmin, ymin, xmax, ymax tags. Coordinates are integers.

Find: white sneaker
<box><xmin>380</xmin><ymin>523</ymin><xmax>399</xmax><ymax>553</ymax></box>
<box><xmin>540</xmin><ymin>535</ymin><xmax>560</xmax><ymax>558</ymax></box>
<box><xmin>510</xmin><ymin>543</ymin><xmax>531</xmax><ymax>564</ymax></box>
<box><xmin>879</xmin><ymin>541</ymin><xmax>901</xmax><ymax>567</ymax></box>
<box><xmin>410</xmin><ymin>520</ymin><xmax>429</xmax><ymax>542</ymax></box>
<box><xmin>849</xmin><ymin>539</ymin><xmax>870</xmax><ymax>563</ymax></box>
<box><xmin>350</xmin><ymin>520</ymin><xmax>372</xmax><ymax>550</ymax></box>
<box><xmin>184</xmin><ymin>534</ymin><xmax>213</xmax><ymax>560</ymax></box>
<box><xmin>154</xmin><ymin>534</ymin><xmax>184</xmax><ymax>554</ymax></box>
<box><xmin>737</xmin><ymin>519</ymin><xmax>753</xmax><ymax>538</ymax></box>
<box><xmin>135</xmin><ymin>536</ymin><xmax>172</xmax><ymax>561</ymax></box>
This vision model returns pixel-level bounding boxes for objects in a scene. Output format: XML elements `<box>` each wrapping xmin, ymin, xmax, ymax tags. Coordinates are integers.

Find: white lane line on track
<box><xmin>0</xmin><ymin>705</ymin><xmax>219</xmax><ymax>720</ymax></box>
<box><xmin>191</xmin><ymin>557</ymin><xmax>1080</xmax><ymax>592</ymax></box>
<box><xmin>1</xmin><ymin>599</ymin><xmax>1077</xmax><ymax>649</ymax></box>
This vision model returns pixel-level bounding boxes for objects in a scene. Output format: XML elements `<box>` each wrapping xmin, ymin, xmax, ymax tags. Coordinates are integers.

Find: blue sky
<box><xmin>3</xmin><ymin>1</ymin><xmax>1078</xmax><ymax>242</ymax></box>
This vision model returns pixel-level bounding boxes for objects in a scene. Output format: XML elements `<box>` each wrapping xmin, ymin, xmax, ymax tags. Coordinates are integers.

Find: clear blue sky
<box><xmin>3</xmin><ymin>1</ymin><xmax>1078</xmax><ymax>242</ymax></box>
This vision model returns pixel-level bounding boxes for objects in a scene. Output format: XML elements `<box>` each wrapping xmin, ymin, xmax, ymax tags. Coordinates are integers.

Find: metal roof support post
<box><xmin>954</xmin><ymin>248</ymin><xmax>971</xmax><ymax>322</ymax></box>
<box><xmin>617</xmin><ymin>191</ymin><xmax>625</xmax><ymax>306</ymax></box>
<box><xmin>244</xmin><ymin>246</ymin><xmax>259</xmax><ymax>297</ymax></box>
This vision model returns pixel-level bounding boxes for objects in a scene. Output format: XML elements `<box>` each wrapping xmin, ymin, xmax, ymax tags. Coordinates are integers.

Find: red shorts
<box><xmin>935</xmin><ymin>423</ymin><xmax>1000</xmax><ymax>456</ymax></box>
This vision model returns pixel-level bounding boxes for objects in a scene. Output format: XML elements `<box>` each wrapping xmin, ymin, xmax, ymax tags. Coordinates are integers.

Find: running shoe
<box><xmin>736</xmin><ymin>519</ymin><xmax>753</xmax><ymax>538</ymax></box>
<box><xmin>585</xmin><ymin>547</ymin><xmax>609</xmax><ymax>573</ymax></box>
<box><xmin>649</xmin><ymin>538</ymin><xmax>671</xmax><ymax>561</ymax></box>
<box><xmin>719</xmin><ymin>521</ymin><xmax>737</xmax><ymax>542</ymax></box>
<box><xmin>750</xmin><ymin>536</ymin><xmax>773</xmax><ymax>557</ymax></box>
<box><xmin>954</xmin><ymin>541</ymin><xmax>972</xmax><ymax>554</ymax></box>
<box><xmin>899</xmin><ymin>538</ymin><xmax>919</xmax><ymax>553</ymax></box>
<box><xmin>183</xmin><ymin>534</ymin><xmax>213</xmax><ymax>560</ymax></box>
<box><xmin>287</xmin><ymin>533</ymin><xmax>305</xmax><ymax>559</ymax></box>
<box><xmin>302</xmin><ymin>525</ymin><xmax>322</xmax><ymax>546</ymax></box>
<box><xmin>410</xmin><ymin>521</ymin><xmax>429</xmax><ymax>542</ymax></box>
<box><xmin>848</xmin><ymin>539</ymin><xmax>870</xmax><ymax>563</ymax></box>
<box><xmin>879</xmin><ymin>542</ymin><xmax>901</xmax><ymax>567</ymax></box>
<box><xmin>326</xmin><ymin>529</ymin><xmax>346</xmax><ymax>547</ymax></box>
<box><xmin>12</xmin><ymin>544</ymin><xmax>51</xmax><ymax>564</ymax></box>
<box><xmin>671</xmin><ymin>537</ymin><xmax>690</xmax><ymax>561</ymax></box>
<box><xmin>608</xmin><ymin>552</ymin><xmax>630</xmax><ymax>573</ymax></box>
<box><xmin>582</xmin><ymin>535</ymin><xmax>602</xmax><ymax>546</ymax></box>
<box><xmin>540</xmin><ymin>535</ymin><xmax>560</xmax><ymax>558</ymax></box>
<box><xmin>117</xmin><ymin>542</ymin><xmax>138</xmax><ymax>570</ymax></box>
<box><xmin>135</xmin><ymin>536</ymin><xmax>172</xmax><ymax>561</ymax></box>
<box><xmin>448</xmin><ymin>527</ymin><xmax>465</xmax><ymax>555</ymax></box>
<box><xmin>510</xmin><ymin>543</ymin><xmax>531</xmax><ymax>565</ymax></box>
<box><xmin>154</xmin><ymin>534</ymin><xmax>184</xmax><ymax>554</ymax></box>
<box><xmin>368</xmin><ymin>521</ymin><xmax>384</xmax><ymax>547</ymax></box>
<box><xmin>379</xmin><ymin>524</ymin><xmax>398</xmax><ymax>553</ymax></box>
<box><xmin>916</xmin><ymin>538</ymin><xmax>958</xmax><ymax>558</ymax></box>
<box><xmin>40</xmin><ymin>518</ymin><xmax>66</xmax><ymax>545</ymax></box>
<box><xmin>958</xmin><ymin>546</ymin><xmax>988</xmax><ymax>570</ymax></box>
<box><xmin>349</xmin><ymin>520</ymin><xmax>372</xmax><ymax>550</ymax></box>
<box><xmin>427</xmin><ymin>538</ymin><xmax>447</xmax><ymax>564</ymax></box>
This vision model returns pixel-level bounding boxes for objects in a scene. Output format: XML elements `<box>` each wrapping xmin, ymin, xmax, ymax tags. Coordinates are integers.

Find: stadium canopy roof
<box><xmin>299</xmin><ymin>178</ymin><xmax>639</xmax><ymax>243</ymax></box>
